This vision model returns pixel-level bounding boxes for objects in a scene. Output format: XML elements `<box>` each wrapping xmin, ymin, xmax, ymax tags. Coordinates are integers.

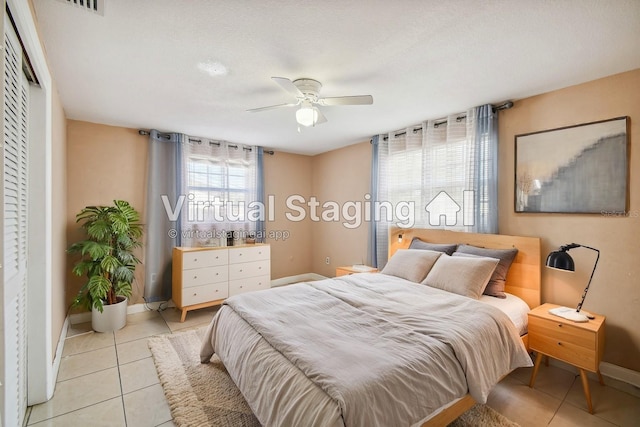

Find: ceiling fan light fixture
<box><xmin>296</xmin><ymin>104</ymin><xmax>318</xmax><ymax>127</ymax></box>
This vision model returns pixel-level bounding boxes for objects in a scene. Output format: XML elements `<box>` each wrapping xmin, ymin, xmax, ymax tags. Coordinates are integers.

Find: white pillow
<box><xmin>421</xmin><ymin>255</ymin><xmax>499</xmax><ymax>299</ymax></box>
<box><xmin>381</xmin><ymin>249</ymin><xmax>442</xmax><ymax>283</ymax></box>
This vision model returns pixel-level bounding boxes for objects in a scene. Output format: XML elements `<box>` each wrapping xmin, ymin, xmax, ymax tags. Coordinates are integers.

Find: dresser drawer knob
<box><xmin>558</xmin><ymin>342</ymin><xmax>562</xmax><ymax>346</ymax></box>
<box><xmin>193</xmin><ymin>293</ymin><xmax>197</xmax><ymax>296</ymax></box>
<box><xmin>194</xmin><ymin>258</ymin><xmax>197</xmax><ymax>262</ymax></box>
<box><xmin>194</xmin><ymin>276</ymin><xmax>198</xmax><ymax>279</ymax></box>
<box><xmin>239</xmin><ymin>269</ymin><xmax>243</xmax><ymax>272</ymax></box>
<box><xmin>558</xmin><ymin>324</ymin><xmax>562</xmax><ymax>327</ymax></box>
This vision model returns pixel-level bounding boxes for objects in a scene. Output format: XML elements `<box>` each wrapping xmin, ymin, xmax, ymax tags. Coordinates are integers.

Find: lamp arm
<box><xmin>575</xmin><ymin>245</ymin><xmax>600</xmax><ymax>313</ymax></box>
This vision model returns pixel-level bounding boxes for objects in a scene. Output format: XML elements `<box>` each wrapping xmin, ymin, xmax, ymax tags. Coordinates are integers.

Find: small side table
<box><xmin>335</xmin><ymin>266</ymin><xmax>378</xmax><ymax>277</ymax></box>
<box><xmin>528</xmin><ymin>303</ymin><xmax>605</xmax><ymax>414</ymax></box>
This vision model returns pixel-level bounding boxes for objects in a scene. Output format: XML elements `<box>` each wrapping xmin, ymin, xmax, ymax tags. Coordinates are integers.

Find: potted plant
<box><xmin>68</xmin><ymin>200</ymin><xmax>142</xmax><ymax>332</ymax></box>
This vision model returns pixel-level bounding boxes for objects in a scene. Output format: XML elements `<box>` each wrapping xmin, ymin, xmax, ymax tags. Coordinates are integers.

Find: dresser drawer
<box><xmin>181</xmin><ymin>265</ymin><xmax>228</xmax><ymax>288</ymax></box>
<box><xmin>181</xmin><ymin>282</ymin><xmax>228</xmax><ymax>306</ymax></box>
<box><xmin>229</xmin><ymin>260</ymin><xmax>270</xmax><ymax>280</ymax></box>
<box><xmin>183</xmin><ymin>249</ymin><xmax>228</xmax><ymax>270</ymax></box>
<box><xmin>229</xmin><ymin>275</ymin><xmax>271</xmax><ymax>296</ymax></box>
<box><xmin>229</xmin><ymin>246</ymin><xmax>270</xmax><ymax>264</ymax></box>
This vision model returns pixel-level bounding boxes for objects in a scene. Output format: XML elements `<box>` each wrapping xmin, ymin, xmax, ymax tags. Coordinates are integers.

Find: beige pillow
<box><xmin>381</xmin><ymin>249</ymin><xmax>442</xmax><ymax>283</ymax></box>
<box><xmin>421</xmin><ymin>255</ymin><xmax>499</xmax><ymax>299</ymax></box>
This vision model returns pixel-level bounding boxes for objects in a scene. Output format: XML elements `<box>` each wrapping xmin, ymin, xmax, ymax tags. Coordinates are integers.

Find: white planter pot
<box><xmin>92</xmin><ymin>297</ymin><xmax>128</xmax><ymax>332</ymax></box>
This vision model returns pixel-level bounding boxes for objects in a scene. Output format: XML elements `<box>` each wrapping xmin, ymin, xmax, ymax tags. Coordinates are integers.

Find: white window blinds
<box><xmin>180</xmin><ymin>137</ymin><xmax>259</xmax><ymax>246</ymax></box>
<box><xmin>374</xmin><ymin>107</ymin><xmax>498</xmax><ymax>268</ymax></box>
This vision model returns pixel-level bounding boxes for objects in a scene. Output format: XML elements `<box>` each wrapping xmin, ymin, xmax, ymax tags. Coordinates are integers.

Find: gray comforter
<box><xmin>200</xmin><ymin>273</ymin><xmax>532</xmax><ymax>427</ymax></box>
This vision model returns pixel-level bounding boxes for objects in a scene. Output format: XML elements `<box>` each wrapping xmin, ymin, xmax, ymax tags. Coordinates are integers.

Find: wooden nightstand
<box><xmin>528</xmin><ymin>303</ymin><xmax>605</xmax><ymax>414</ymax></box>
<box><xmin>335</xmin><ymin>266</ymin><xmax>378</xmax><ymax>277</ymax></box>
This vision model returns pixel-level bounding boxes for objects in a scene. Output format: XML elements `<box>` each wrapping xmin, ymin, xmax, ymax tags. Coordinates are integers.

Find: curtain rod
<box><xmin>376</xmin><ymin>101</ymin><xmax>514</xmax><ymax>142</ymax></box>
<box><xmin>138</xmin><ymin>130</ymin><xmax>274</xmax><ymax>155</ymax></box>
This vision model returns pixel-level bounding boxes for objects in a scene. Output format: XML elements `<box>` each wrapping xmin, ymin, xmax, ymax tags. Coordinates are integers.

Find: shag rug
<box><xmin>148</xmin><ymin>329</ymin><xmax>519</xmax><ymax>427</ymax></box>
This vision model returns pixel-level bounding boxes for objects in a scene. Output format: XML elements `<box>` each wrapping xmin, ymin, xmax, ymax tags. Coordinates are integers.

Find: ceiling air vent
<box><xmin>56</xmin><ymin>0</ymin><xmax>104</xmax><ymax>16</ymax></box>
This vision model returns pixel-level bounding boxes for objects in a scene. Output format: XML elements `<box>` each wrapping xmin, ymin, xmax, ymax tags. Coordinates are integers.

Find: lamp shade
<box><xmin>546</xmin><ymin>250</ymin><xmax>575</xmax><ymax>271</ymax></box>
<box><xmin>296</xmin><ymin>105</ymin><xmax>318</xmax><ymax>127</ymax></box>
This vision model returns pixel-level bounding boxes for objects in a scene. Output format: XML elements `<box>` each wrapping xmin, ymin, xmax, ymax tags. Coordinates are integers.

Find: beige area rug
<box><xmin>148</xmin><ymin>329</ymin><xmax>519</xmax><ymax>427</ymax></box>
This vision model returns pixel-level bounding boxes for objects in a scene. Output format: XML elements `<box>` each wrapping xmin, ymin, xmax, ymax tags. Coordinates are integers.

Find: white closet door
<box><xmin>1</xmin><ymin>15</ymin><xmax>29</xmax><ymax>427</ymax></box>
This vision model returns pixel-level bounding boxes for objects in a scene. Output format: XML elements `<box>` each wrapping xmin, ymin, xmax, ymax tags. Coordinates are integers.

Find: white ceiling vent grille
<box><xmin>56</xmin><ymin>0</ymin><xmax>104</xmax><ymax>16</ymax></box>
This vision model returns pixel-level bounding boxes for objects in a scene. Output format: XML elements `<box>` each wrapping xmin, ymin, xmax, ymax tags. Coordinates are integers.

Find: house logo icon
<box><xmin>424</xmin><ymin>190</ymin><xmax>475</xmax><ymax>227</ymax></box>
<box><xmin>425</xmin><ymin>191</ymin><xmax>460</xmax><ymax>226</ymax></box>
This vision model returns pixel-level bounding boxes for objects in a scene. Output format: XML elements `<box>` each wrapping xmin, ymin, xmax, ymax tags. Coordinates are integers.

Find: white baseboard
<box><xmin>546</xmin><ymin>357</ymin><xmax>640</xmax><ymax>392</ymax></box>
<box><xmin>48</xmin><ymin>316</ymin><xmax>70</xmax><ymax>400</ymax></box>
<box><xmin>271</xmin><ymin>273</ymin><xmax>328</xmax><ymax>287</ymax></box>
<box><xmin>600</xmin><ymin>361</ymin><xmax>640</xmax><ymax>389</ymax></box>
<box><xmin>68</xmin><ymin>300</ymin><xmax>176</xmax><ymax>325</ymax></box>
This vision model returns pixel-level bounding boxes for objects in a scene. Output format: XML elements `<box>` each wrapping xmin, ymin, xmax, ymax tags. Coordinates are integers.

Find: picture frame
<box><xmin>514</xmin><ymin>116</ymin><xmax>629</xmax><ymax>214</ymax></box>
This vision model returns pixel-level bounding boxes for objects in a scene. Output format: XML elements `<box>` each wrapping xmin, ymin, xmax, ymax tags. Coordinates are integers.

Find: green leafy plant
<box><xmin>68</xmin><ymin>200</ymin><xmax>143</xmax><ymax>312</ymax></box>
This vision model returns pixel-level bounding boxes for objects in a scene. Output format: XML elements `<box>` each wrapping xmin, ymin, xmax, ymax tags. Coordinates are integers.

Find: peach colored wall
<box><xmin>264</xmin><ymin>151</ymin><xmax>313</xmax><ymax>279</ymax></box>
<box><xmin>51</xmin><ymin>88</ymin><xmax>67</xmax><ymax>355</ymax></box>
<box><xmin>66</xmin><ymin>120</ymin><xmax>148</xmax><ymax>307</ymax></box>
<box><xmin>310</xmin><ymin>141</ymin><xmax>371</xmax><ymax>277</ymax></box>
<box><xmin>499</xmin><ymin>69</ymin><xmax>640</xmax><ymax>371</ymax></box>
<box><xmin>66</xmin><ymin>123</ymin><xmax>315</xmax><ymax>299</ymax></box>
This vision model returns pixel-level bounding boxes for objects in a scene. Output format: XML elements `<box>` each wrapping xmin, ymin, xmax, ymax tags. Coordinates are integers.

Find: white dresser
<box><xmin>172</xmin><ymin>244</ymin><xmax>271</xmax><ymax>322</ymax></box>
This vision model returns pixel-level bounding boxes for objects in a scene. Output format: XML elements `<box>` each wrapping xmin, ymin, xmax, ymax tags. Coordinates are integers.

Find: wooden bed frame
<box><xmin>387</xmin><ymin>228</ymin><xmax>541</xmax><ymax>426</ymax></box>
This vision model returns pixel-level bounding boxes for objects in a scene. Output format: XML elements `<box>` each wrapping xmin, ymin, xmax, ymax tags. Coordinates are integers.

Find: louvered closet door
<box><xmin>1</xmin><ymin>15</ymin><xmax>29</xmax><ymax>427</ymax></box>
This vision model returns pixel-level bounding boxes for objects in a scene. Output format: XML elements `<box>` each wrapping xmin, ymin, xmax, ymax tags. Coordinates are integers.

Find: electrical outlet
<box><xmin>325</xmin><ymin>257</ymin><xmax>330</xmax><ymax>265</ymax></box>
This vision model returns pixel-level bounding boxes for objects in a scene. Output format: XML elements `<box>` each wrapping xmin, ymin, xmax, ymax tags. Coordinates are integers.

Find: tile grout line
<box><xmin>113</xmin><ymin>331</ymin><xmax>129</xmax><ymax>427</ymax></box>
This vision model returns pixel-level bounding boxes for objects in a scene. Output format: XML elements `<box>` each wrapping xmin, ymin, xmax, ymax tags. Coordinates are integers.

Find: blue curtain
<box><xmin>144</xmin><ymin>131</ymin><xmax>182</xmax><ymax>303</ymax></box>
<box><xmin>256</xmin><ymin>147</ymin><xmax>266</xmax><ymax>243</ymax></box>
<box><xmin>367</xmin><ymin>136</ymin><xmax>380</xmax><ymax>267</ymax></box>
<box><xmin>473</xmin><ymin>105</ymin><xmax>499</xmax><ymax>233</ymax></box>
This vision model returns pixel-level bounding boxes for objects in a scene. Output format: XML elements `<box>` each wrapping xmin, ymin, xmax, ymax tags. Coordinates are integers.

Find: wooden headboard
<box><xmin>389</xmin><ymin>229</ymin><xmax>541</xmax><ymax>309</ymax></box>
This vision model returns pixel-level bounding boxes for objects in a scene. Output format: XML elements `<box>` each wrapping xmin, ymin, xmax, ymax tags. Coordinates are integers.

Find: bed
<box><xmin>200</xmin><ymin>229</ymin><xmax>541</xmax><ymax>426</ymax></box>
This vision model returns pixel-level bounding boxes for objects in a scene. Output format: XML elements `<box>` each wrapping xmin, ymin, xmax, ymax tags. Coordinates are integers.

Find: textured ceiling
<box><xmin>33</xmin><ymin>0</ymin><xmax>640</xmax><ymax>155</ymax></box>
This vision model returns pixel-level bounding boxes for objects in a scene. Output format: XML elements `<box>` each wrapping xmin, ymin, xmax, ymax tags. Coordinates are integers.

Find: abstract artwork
<box><xmin>515</xmin><ymin>116</ymin><xmax>628</xmax><ymax>213</ymax></box>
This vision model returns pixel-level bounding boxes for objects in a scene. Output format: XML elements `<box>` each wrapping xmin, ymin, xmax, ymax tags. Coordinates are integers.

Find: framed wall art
<box><xmin>515</xmin><ymin>116</ymin><xmax>629</xmax><ymax>213</ymax></box>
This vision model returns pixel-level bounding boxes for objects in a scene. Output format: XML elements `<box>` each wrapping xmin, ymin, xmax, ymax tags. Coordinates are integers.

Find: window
<box><xmin>379</xmin><ymin>117</ymin><xmax>474</xmax><ymax>231</ymax></box>
<box><xmin>374</xmin><ymin>107</ymin><xmax>498</xmax><ymax>268</ymax></box>
<box><xmin>180</xmin><ymin>139</ymin><xmax>260</xmax><ymax>246</ymax></box>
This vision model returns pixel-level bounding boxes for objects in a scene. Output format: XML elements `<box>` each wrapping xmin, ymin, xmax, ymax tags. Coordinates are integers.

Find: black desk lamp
<box><xmin>546</xmin><ymin>243</ymin><xmax>599</xmax><ymax>322</ymax></box>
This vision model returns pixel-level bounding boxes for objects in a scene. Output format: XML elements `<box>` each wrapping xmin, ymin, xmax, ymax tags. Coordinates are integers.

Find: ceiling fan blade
<box><xmin>319</xmin><ymin>95</ymin><xmax>373</xmax><ymax>106</ymax></box>
<box><xmin>272</xmin><ymin>77</ymin><xmax>304</xmax><ymax>98</ymax></box>
<box><xmin>315</xmin><ymin>109</ymin><xmax>327</xmax><ymax>125</ymax></box>
<box><xmin>246</xmin><ymin>102</ymin><xmax>297</xmax><ymax>113</ymax></box>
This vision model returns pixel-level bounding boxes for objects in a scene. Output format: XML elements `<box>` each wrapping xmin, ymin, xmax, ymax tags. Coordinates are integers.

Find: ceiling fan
<box><xmin>247</xmin><ymin>77</ymin><xmax>373</xmax><ymax>127</ymax></box>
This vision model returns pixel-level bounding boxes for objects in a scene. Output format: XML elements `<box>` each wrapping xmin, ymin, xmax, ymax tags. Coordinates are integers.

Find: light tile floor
<box><xmin>26</xmin><ymin>308</ymin><xmax>640</xmax><ymax>426</ymax></box>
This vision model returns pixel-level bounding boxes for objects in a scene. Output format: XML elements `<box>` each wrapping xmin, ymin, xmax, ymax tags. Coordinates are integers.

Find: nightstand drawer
<box><xmin>529</xmin><ymin>333</ymin><xmax>596</xmax><ymax>370</ymax></box>
<box><xmin>529</xmin><ymin>316</ymin><xmax>595</xmax><ymax>349</ymax></box>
